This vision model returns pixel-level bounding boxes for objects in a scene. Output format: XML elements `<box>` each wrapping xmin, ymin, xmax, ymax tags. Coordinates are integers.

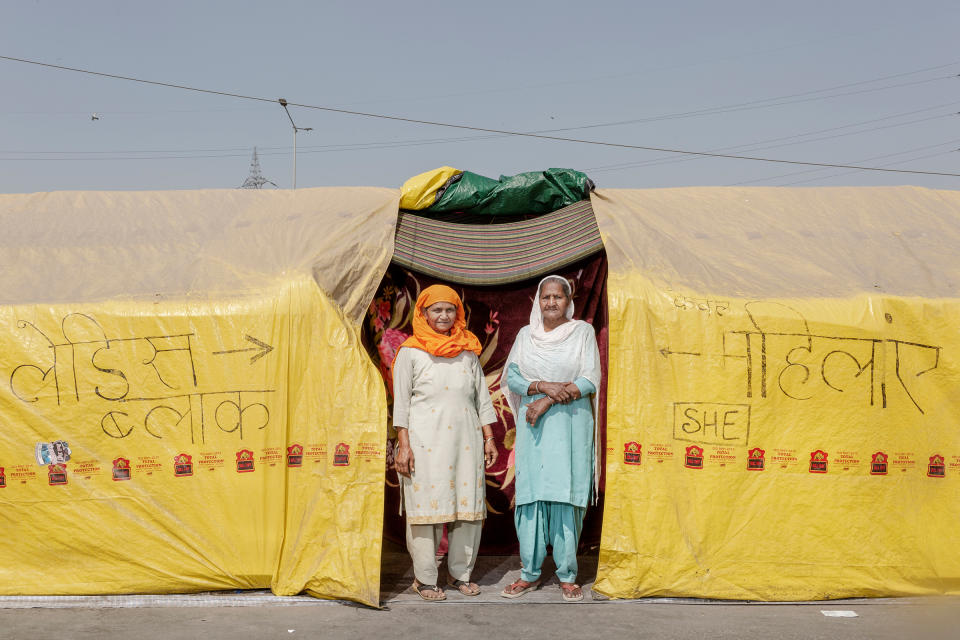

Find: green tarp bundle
<box><xmin>401</xmin><ymin>167</ymin><xmax>594</xmax><ymax>216</ymax></box>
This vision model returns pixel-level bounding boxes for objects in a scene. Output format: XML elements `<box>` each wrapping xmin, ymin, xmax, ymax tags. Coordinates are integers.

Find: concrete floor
<box><xmin>1</xmin><ymin>547</ymin><xmax>957</xmax><ymax>639</ymax></box>
<box><xmin>1</xmin><ymin>597</ymin><xmax>958</xmax><ymax>640</ymax></box>
<box><xmin>380</xmin><ymin>545</ymin><xmax>602</xmax><ymax>604</ymax></box>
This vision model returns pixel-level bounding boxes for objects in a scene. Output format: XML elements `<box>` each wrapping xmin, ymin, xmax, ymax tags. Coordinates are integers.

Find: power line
<box><xmin>2</xmin><ymin>58</ymin><xmax>955</xmax><ymax>157</ymax></box>
<box><xmin>542</xmin><ymin>69</ymin><xmax>959</xmax><ymax>133</ymax></box>
<box><xmin>728</xmin><ymin>140</ymin><xmax>960</xmax><ymax>186</ymax></box>
<box><xmin>587</xmin><ymin>107</ymin><xmax>959</xmax><ymax>174</ymax></box>
<box><xmin>0</xmin><ymin>106</ymin><xmax>270</xmax><ymax>116</ymax></box>
<box><xmin>6</xmin><ymin>64</ymin><xmax>954</xmax><ymax>146</ymax></box>
<box><xmin>1</xmin><ymin>54</ymin><xmax>959</xmax><ymax>179</ymax></box>
<box><xmin>0</xmin><ymin>135</ymin><xmax>506</xmax><ymax>161</ymax></box>
<box><xmin>2</xmin><ymin>109</ymin><xmax>952</xmax><ymax>161</ymax></box>
<box><xmin>5</xmin><ymin>100</ymin><xmax>958</xmax><ymax>162</ymax></box>
<box><xmin>777</xmin><ymin>149</ymin><xmax>960</xmax><ymax>187</ymax></box>
<box><xmin>2</xmin><ymin>151</ymin><xmax>256</xmax><ymax>161</ymax></box>
<box><xmin>732</xmin><ymin>114</ymin><xmax>952</xmax><ymax>154</ymax></box>
<box><xmin>325</xmin><ymin>26</ymin><xmax>956</xmax><ymax>107</ymax></box>
<box><xmin>0</xmin><ymin>135</ymin><xmax>489</xmax><ymax>156</ymax></box>
<box><xmin>0</xmin><ymin>145</ymin><xmax>257</xmax><ymax>155</ymax></box>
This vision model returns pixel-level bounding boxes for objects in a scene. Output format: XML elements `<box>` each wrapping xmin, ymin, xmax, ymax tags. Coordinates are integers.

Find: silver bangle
<box><xmin>535</xmin><ymin>381</ymin><xmax>541</xmax><ymax>394</ymax></box>
<box><xmin>484</xmin><ymin>436</ymin><xmax>495</xmax><ymax>443</ymax></box>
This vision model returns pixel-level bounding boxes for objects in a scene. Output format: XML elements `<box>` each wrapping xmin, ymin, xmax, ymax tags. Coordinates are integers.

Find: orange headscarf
<box><xmin>396</xmin><ymin>284</ymin><xmax>482</xmax><ymax>360</ymax></box>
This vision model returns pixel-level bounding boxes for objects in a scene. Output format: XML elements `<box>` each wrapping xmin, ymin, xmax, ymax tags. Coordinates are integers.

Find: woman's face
<box><xmin>539</xmin><ymin>280</ymin><xmax>570</xmax><ymax>324</ymax></box>
<box><xmin>425</xmin><ymin>301</ymin><xmax>457</xmax><ymax>335</ymax></box>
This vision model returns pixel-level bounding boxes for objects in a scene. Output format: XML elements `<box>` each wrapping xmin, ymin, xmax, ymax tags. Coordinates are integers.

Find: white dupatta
<box><xmin>503</xmin><ymin>275</ymin><xmax>602</xmax><ymax>502</ymax></box>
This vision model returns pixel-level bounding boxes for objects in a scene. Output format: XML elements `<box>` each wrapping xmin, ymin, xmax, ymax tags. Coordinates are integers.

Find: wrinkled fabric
<box><xmin>592</xmin><ymin>187</ymin><xmax>960</xmax><ymax>601</ymax></box>
<box><xmin>515</xmin><ymin>501</ymin><xmax>585</xmax><ymax>583</ymax></box>
<box><xmin>502</xmin><ymin>276</ymin><xmax>600</xmax><ymax>427</ymax></box>
<box><xmin>397</xmin><ymin>285</ymin><xmax>482</xmax><ymax>359</ymax></box>
<box><xmin>508</xmin><ymin>364</ymin><xmax>596</xmax><ymax>508</ymax></box>
<box><xmin>392</xmin><ymin>349</ymin><xmax>495</xmax><ymax>524</ymax></box>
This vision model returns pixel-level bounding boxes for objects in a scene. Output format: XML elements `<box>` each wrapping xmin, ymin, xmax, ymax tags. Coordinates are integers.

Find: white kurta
<box><xmin>393</xmin><ymin>347</ymin><xmax>497</xmax><ymax>525</ymax></box>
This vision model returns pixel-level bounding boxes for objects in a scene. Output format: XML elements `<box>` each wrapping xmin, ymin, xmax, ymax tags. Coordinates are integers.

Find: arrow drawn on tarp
<box><xmin>659</xmin><ymin>347</ymin><xmax>702</xmax><ymax>358</ymax></box>
<box><xmin>214</xmin><ymin>334</ymin><xmax>275</xmax><ymax>364</ymax></box>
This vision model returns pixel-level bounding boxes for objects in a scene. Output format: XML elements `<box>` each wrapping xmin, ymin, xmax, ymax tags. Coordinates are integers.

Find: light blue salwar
<box><xmin>507</xmin><ymin>363</ymin><xmax>595</xmax><ymax>582</ymax></box>
<box><xmin>514</xmin><ymin>501</ymin><xmax>586</xmax><ymax>583</ymax></box>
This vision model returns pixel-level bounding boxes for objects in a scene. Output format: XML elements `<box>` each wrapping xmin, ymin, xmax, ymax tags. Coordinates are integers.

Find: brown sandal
<box><xmin>412</xmin><ymin>580</ymin><xmax>446</xmax><ymax>601</ymax></box>
<box><xmin>448</xmin><ymin>578</ymin><xmax>480</xmax><ymax>596</ymax></box>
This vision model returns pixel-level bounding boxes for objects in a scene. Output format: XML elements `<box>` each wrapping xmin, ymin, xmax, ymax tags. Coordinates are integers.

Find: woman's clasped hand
<box><xmin>538</xmin><ymin>380</ymin><xmax>581</xmax><ymax>404</ymax></box>
<box><xmin>523</xmin><ymin>380</ymin><xmax>583</xmax><ymax>426</ymax></box>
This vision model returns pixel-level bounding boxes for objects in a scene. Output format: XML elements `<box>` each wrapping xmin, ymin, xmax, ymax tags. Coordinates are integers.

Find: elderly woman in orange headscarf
<box><xmin>393</xmin><ymin>284</ymin><xmax>499</xmax><ymax>601</ymax></box>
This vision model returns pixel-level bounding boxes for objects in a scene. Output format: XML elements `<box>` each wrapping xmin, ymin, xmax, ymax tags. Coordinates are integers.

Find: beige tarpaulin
<box><xmin>0</xmin><ymin>188</ymin><xmax>397</xmax><ymax>323</ymax></box>
<box><xmin>593</xmin><ymin>186</ymin><xmax>960</xmax><ymax>599</ymax></box>
<box><xmin>0</xmin><ymin>188</ymin><xmax>397</xmax><ymax>606</ymax></box>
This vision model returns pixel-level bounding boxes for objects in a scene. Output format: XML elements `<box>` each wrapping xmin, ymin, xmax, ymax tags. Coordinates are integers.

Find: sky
<box><xmin>1</xmin><ymin>0</ymin><xmax>958</xmax><ymax>193</ymax></box>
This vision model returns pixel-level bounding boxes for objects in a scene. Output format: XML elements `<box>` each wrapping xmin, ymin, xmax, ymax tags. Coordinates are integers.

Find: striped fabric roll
<box><xmin>392</xmin><ymin>200</ymin><xmax>603</xmax><ymax>285</ymax></box>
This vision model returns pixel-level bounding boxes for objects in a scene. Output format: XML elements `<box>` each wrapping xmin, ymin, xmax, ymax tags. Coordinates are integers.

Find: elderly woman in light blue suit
<box><xmin>500</xmin><ymin>275</ymin><xmax>601</xmax><ymax>602</ymax></box>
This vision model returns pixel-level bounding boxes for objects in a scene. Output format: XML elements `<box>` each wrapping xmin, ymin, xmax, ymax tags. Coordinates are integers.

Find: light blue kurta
<box><xmin>506</xmin><ymin>363</ymin><xmax>596</xmax><ymax>508</ymax></box>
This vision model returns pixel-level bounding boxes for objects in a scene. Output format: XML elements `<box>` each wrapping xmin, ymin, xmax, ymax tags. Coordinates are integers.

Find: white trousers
<box><xmin>405</xmin><ymin>519</ymin><xmax>483</xmax><ymax>586</ymax></box>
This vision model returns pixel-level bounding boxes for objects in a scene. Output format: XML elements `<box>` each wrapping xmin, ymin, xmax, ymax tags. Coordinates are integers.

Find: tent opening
<box><xmin>360</xmin><ymin>199</ymin><xmax>609</xmax><ymax>555</ymax></box>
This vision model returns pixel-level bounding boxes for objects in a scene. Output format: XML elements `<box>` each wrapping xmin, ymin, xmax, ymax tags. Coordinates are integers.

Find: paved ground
<box><xmin>2</xmin><ymin>597</ymin><xmax>958</xmax><ymax>640</ymax></box>
<box><xmin>1</xmin><ymin>547</ymin><xmax>957</xmax><ymax>639</ymax></box>
<box><xmin>380</xmin><ymin>545</ymin><xmax>603</xmax><ymax>603</ymax></box>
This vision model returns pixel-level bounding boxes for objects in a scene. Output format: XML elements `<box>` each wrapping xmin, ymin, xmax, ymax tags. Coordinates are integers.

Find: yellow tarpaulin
<box><xmin>399</xmin><ymin>166</ymin><xmax>460</xmax><ymax>210</ymax></box>
<box><xmin>3</xmin><ymin>184</ymin><xmax>959</xmax><ymax>603</ymax></box>
<box><xmin>592</xmin><ymin>186</ymin><xmax>960</xmax><ymax>599</ymax></box>
<box><xmin>0</xmin><ymin>188</ymin><xmax>398</xmax><ymax>606</ymax></box>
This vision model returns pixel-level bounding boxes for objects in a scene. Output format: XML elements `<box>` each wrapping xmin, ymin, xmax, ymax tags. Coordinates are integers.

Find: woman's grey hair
<box><xmin>540</xmin><ymin>275</ymin><xmax>572</xmax><ymax>297</ymax></box>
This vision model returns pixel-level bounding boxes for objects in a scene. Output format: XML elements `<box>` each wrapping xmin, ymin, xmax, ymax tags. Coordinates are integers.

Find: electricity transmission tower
<box><xmin>239</xmin><ymin>148</ymin><xmax>278</xmax><ymax>189</ymax></box>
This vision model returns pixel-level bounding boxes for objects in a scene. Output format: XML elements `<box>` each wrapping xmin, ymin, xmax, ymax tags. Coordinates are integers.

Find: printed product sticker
<box><xmin>35</xmin><ymin>440</ymin><xmax>71</xmax><ymax>466</ymax></box>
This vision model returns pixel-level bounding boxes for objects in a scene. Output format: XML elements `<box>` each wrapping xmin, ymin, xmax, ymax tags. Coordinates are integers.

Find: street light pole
<box><xmin>278</xmin><ymin>98</ymin><xmax>313</xmax><ymax>190</ymax></box>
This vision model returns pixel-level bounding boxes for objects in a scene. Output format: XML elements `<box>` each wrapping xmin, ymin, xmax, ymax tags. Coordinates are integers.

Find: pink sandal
<box><xmin>560</xmin><ymin>582</ymin><xmax>583</xmax><ymax>602</ymax></box>
<box><xmin>500</xmin><ymin>579</ymin><xmax>541</xmax><ymax>599</ymax></box>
